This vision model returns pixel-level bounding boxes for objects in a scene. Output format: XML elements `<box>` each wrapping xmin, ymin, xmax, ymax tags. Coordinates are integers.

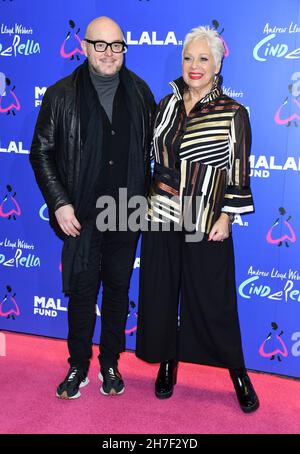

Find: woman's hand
<box><xmin>208</xmin><ymin>213</ymin><xmax>231</xmax><ymax>242</ymax></box>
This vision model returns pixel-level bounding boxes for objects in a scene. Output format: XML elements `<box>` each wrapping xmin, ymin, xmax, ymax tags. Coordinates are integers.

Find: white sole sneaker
<box><xmin>98</xmin><ymin>372</ymin><xmax>125</xmax><ymax>396</ymax></box>
<box><xmin>56</xmin><ymin>376</ymin><xmax>89</xmax><ymax>399</ymax></box>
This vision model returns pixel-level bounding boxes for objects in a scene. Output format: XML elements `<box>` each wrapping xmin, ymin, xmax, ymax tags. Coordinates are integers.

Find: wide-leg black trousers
<box><xmin>136</xmin><ymin>228</ymin><xmax>245</xmax><ymax>369</ymax></box>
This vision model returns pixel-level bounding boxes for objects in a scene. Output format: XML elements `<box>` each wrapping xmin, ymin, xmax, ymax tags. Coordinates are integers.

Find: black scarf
<box><xmin>62</xmin><ymin>60</ymin><xmax>103</xmax><ymax>294</ymax></box>
<box><xmin>61</xmin><ymin>61</ymin><xmax>149</xmax><ymax>293</ymax></box>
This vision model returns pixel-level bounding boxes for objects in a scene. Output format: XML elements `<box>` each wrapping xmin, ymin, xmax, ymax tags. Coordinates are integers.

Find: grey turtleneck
<box><xmin>88</xmin><ymin>64</ymin><xmax>120</xmax><ymax>123</ymax></box>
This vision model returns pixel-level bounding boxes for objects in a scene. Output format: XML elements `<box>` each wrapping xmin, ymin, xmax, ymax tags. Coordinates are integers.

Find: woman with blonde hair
<box><xmin>136</xmin><ymin>26</ymin><xmax>259</xmax><ymax>413</ymax></box>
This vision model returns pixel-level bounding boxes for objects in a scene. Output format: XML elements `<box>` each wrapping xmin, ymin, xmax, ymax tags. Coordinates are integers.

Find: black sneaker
<box><xmin>98</xmin><ymin>366</ymin><xmax>125</xmax><ymax>396</ymax></box>
<box><xmin>56</xmin><ymin>366</ymin><xmax>89</xmax><ymax>399</ymax></box>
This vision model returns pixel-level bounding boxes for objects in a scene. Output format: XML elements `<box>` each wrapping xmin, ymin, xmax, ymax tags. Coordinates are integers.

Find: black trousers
<box><xmin>136</xmin><ymin>228</ymin><xmax>245</xmax><ymax>369</ymax></box>
<box><xmin>67</xmin><ymin>223</ymin><xmax>139</xmax><ymax>371</ymax></box>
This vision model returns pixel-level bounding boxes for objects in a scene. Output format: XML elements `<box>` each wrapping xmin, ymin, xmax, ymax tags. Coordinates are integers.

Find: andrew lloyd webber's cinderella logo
<box><xmin>0</xmin><ymin>23</ymin><xmax>40</xmax><ymax>57</ymax></box>
<box><xmin>0</xmin><ymin>237</ymin><xmax>40</xmax><ymax>269</ymax></box>
<box><xmin>253</xmin><ymin>22</ymin><xmax>300</xmax><ymax>62</ymax></box>
<box><xmin>238</xmin><ymin>260</ymin><xmax>300</xmax><ymax>305</ymax></box>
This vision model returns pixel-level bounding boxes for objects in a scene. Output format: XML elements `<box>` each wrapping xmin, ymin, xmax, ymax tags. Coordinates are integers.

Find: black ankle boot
<box><xmin>155</xmin><ymin>360</ymin><xmax>178</xmax><ymax>399</ymax></box>
<box><xmin>229</xmin><ymin>367</ymin><xmax>259</xmax><ymax>413</ymax></box>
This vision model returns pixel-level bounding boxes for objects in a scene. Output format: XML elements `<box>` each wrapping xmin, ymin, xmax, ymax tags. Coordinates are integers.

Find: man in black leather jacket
<box><xmin>30</xmin><ymin>16</ymin><xmax>156</xmax><ymax>399</ymax></box>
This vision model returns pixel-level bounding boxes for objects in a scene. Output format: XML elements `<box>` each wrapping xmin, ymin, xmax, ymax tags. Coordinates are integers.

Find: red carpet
<box><xmin>0</xmin><ymin>331</ymin><xmax>299</xmax><ymax>434</ymax></box>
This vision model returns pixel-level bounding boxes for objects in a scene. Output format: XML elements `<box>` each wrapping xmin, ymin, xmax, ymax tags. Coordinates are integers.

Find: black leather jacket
<box><xmin>30</xmin><ymin>61</ymin><xmax>156</xmax><ymax>239</ymax></box>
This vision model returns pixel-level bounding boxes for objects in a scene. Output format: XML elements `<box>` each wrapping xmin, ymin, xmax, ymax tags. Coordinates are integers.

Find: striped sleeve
<box><xmin>150</xmin><ymin>95</ymin><xmax>173</xmax><ymax>162</ymax></box>
<box><xmin>222</xmin><ymin>105</ymin><xmax>254</xmax><ymax>214</ymax></box>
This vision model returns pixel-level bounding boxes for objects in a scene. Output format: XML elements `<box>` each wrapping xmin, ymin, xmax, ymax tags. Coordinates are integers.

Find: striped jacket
<box><xmin>147</xmin><ymin>76</ymin><xmax>254</xmax><ymax>234</ymax></box>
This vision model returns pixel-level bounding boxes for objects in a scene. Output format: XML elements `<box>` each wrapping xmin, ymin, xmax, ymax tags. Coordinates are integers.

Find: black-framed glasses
<box><xmin>84</xmin><ymin>39</ymin><xmax>128</xmax><ymax>53</ymax></box>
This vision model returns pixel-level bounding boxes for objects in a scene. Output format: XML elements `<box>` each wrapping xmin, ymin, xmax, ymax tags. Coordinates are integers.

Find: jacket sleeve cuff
<box><xmin>222</xmin><ymin>186</ymin><xmax>254</xmax><ymax>214</ymax></box>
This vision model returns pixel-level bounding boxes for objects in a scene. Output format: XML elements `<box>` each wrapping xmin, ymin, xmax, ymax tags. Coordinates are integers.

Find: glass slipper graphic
<box><xmin>211</xmin><ymin>19</ymin><xmax>229</xmax><ymax>57</ymax></box>
<box><xmin>0</xmin><ymin>79</ymin><xmax>20</xmax><ymax>114</ymax></box>
<box><xmin>125</xmin><ymin>301</ymin><xmax>138</xmax><ymax>336</ymax></box>
<box><xmin>259</xmin><ymin>333</ymin><xmax>288</xmax><ymax>359</ymax></box>
<box><xmin>0</xmin><ymin>287</ymin><xmax>20</xmax><ymax>319</ymax></box>
<box><xmin>266</xmin><ymin>219</ymin><xmax>296</xmax><ymax>245</ymax></box>
<box><xmin>219</xmin><ymin>35</ymin><xmax>229</xmax><ymax>57</ymax></box>
<box><xmin>266</xmin><ymin>208</ymin><xmax>296</xmax><ymax>246</ymax></box>
<box><xmin>0</xmin><ymin>186</ymin><xmax>21</xmax><ymax>219</ymax></box>
<box><xmin>60</xmin><ymin>20</ymin><xmax>84</xmax><ymax>59</ymax></box>
<box><xmin>275</xmin><ymin>96</ymin><xmax>300</xmax><ymax>126</ymax></box>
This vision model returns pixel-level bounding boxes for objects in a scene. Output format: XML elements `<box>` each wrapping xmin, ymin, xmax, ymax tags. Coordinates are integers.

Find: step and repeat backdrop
<box><xmin>1</xmin><ymin>0</ymin><xmax>300</xmax><ymax>378</ymax></box>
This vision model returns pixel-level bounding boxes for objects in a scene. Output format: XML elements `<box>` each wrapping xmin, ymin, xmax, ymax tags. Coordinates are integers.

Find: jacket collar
<box><xmin>169</xmin><ymin>74</ymin><xmax>223</xmax><ymax>104</ymax></box>
<box><xmin>72</xmin><ymin>60</ymin><xmax>144</xmax><ymax>148</ymax></box>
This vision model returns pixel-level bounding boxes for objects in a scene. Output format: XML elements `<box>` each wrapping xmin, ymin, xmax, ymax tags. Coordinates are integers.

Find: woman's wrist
<box><xmin>221</xmin><ymin>212</ymin><xmax>235</xmax><ymax>223</ymax></box>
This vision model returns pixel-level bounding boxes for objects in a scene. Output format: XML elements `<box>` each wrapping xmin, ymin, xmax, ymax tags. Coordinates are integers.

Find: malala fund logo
<box><xmin>125</xmin><ymin>19</ymin><xmax>229</xmax><ymax>55</ymax></box>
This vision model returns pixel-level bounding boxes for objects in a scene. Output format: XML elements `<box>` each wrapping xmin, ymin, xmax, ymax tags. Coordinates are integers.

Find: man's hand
<box><xmin>55</xmin><ymin>204</ymin><xmax>81</xmax><ymax>237</ymax></box>
<box><xmin>208</xmin><ymin>213</ymin><xmax>231</xmax><ymax>242</ymax></box>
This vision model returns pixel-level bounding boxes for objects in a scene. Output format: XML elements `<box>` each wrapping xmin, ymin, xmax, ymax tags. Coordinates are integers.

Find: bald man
<box><xmin>30</xmin><ymin>17</ymin><xmax>156</xmax><ymax>399</ymax></box>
